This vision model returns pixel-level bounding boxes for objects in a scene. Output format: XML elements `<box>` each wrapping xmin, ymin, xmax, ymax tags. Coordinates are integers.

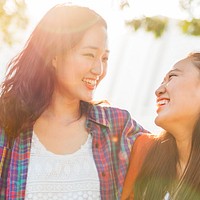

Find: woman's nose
<box><xmin>155</xmin><ymin>83</ymin><xmax>166</xmax><ymax>97</ymax></box>
<box><xmin>90</xmin><ymin>59</ymin><xmax>104</xmax><ymax>76</ymax></box>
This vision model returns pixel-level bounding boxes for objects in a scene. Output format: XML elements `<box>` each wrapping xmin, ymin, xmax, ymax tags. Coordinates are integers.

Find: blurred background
<box><xmin>0</xmin><ymin>0</ymin><xmax>200</xmax><ymax>133</ymax></box>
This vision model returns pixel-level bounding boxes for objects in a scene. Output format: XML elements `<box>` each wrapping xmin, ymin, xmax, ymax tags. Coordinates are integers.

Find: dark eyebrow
<box><xmin>161</xmin><ymin>68</ymin><xmax>182</xmax><ymax>84</ymax></box>
<box><xmin>168</xmin><ymin>68</ymin><xmax>182</xmax><ymax>74</ymax></box>
<box><xmin>82</xmin><ymin>46</ymin><xmax>110</xmax><ymax>53</ymax></box>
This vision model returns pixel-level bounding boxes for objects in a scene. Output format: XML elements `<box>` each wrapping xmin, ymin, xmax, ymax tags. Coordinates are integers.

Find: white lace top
<box><xmin>25</xmin><ymin>132</ymin><xmax>100</xmax><ymax>200</ymax></box>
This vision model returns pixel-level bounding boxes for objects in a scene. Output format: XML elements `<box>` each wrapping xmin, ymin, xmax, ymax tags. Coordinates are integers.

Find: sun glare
<box><xmin>26</xmin><ymin>0</ymin><xmax>185</xmax><ymax>22</ymax></box>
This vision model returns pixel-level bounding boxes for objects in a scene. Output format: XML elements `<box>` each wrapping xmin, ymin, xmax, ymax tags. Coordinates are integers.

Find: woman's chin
<box><xmin>154</xmin><ymin>116</ymin><xmax>164</xmax><ymax>128</ymax></box>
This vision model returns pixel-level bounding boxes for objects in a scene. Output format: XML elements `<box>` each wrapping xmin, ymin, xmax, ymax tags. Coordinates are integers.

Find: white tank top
<box><xmin>25</xmin><ymin>132</ymin><xmax>100</xmax><ymax>200</ymax></box>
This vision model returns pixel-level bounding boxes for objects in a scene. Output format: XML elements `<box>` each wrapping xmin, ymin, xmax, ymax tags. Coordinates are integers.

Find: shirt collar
<box><xmin>81</xmin><ymin>101</ymin><xmax>110</xmax><ymax>128</ymax></box>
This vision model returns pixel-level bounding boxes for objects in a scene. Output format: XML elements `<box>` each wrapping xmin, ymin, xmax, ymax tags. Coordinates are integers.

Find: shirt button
<box><xmin>95</xmin><ymin>143</ymin><xmax>99</xmax><ymax>148</ymax></box>
<box><xmin>102</xmin><ymin>171</ymin><xmax>106</xmax><ymax>177</ymax></box>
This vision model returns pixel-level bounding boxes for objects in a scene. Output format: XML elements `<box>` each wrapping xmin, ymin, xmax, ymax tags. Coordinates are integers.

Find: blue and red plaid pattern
<box><xmin>0</xmin><ymin>102</ymin><xmax>147</xmax><ymax>200</ymax></box>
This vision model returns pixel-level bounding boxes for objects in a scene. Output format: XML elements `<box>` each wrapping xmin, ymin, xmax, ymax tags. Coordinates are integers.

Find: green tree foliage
<box><xmin>122</xmin><ymin>0</ymin><xmax>200</xmax><ymax>38</ymax></box>
<box><xmin>0</xmin><ymin>0</ymin><xmax>28</xmax><ymax>46</ymax></box>
<box><xmin>180</xmin><ymin>18</ymin><xmax>200</xmax><ymax>36</ymax></box>
<box><xmin>125</xmin><ymin>16</ymin><xmax>168</xmax><ymax>38</ymax></box>
<box><xmin>179</xmin><ymin>0</ymin><xmax>200</xmax><ymax>35</ymax></box>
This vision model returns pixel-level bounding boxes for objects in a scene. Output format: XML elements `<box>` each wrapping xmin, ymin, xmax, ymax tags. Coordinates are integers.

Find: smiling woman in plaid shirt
<box><xmin>0</xmin><ymin>4</ymin><xmax>147</xmax><ymax>200</ymax></box>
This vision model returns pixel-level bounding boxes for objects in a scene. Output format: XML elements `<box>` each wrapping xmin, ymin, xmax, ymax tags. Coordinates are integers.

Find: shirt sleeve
<box><xmin>121</xmin><ymin>134</ymin><xmax>154</xmax><ymax>200</ymax></box>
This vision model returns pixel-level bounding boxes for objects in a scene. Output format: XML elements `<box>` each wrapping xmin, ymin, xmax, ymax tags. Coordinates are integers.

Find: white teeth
<box><xmin>83</xmin><ymin>78</ymin><xmax>96</xmax><ymax>86</ymax></box>
<box><xmin>157</xmin><ymin>100</ymin><xmax>169</xmax><ymax>105</ymax></box>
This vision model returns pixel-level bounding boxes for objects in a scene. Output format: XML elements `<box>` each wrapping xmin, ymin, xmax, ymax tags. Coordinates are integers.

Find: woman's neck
<box><xmin>42</xmin><ymin>94</ymin><xmax>82</xmax><ymax>125</ymax></box>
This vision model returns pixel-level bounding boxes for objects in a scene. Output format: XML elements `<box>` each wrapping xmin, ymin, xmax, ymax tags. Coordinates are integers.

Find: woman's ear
<box><xmin>52</xmin><ymin>56</ymin><xmax>58</xmax><ymax>68</ymax></box>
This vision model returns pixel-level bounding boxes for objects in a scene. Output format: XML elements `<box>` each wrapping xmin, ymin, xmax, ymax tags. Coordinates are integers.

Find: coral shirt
<box><xmin>121</xmin><ymin>134</ymin><xmax>154</xmax><ymax>200</ymax></box>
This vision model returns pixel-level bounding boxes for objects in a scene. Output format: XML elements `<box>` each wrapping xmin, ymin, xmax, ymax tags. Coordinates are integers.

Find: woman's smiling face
<box><xmin>52</xmin><ymin>23</ymin><xmax>109</xmax><ymax>102</ymax></box>
<box><xmin>155</xmin><ymin>57</ymin><xmax>200</xmax><ymax>133</ymax></box>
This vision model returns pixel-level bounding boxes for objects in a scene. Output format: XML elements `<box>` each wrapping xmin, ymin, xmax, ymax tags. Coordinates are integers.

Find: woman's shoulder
<box><xmin>88</xmin><ymin>101</ymin><xmax>147</xmax><ymax>134</ymax></box>
<box><xmin>134</xmin><ymin>134</ymin><xmax>155</xmax><ymax>149</ymax></box>
<box><xmin>130</xmin><ymin>134</ymin><xmax>156</xmax><ymax>159</ymax></box>
<box><xmin>85</xmin><ymin>101</ymin><xmax>146</xmax><ymax>134</ymax></box>
<box><xmin>91</xmin><ymin>100</ymin><xmax>131</xmax><ymax>117</ymax></box>
<box><xmin>121</xmin><ymin>134</ymin><xmax>155</xmax><ymax>200</ymax></box>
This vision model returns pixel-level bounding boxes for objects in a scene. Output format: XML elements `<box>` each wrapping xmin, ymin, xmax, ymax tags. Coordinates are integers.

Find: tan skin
<box><xmin>155</xmin><ymin>57</ymin><xmax>200</xmax><ymax>179</ymax></box>
<box><xmin>33</xmin><ymin>23</ymin><xmax>109</xmax><ymax>155</ymax></box>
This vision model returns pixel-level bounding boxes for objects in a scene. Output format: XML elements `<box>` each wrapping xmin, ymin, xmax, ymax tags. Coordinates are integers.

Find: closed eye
<box><xmin>168</xmin><ymin>74</ymin><xmax>177</xmax><ymax>79</ymax></box>
<box><xmin>83</xmin><ymin>53</ymin><xmax>95</xmax><ymax>58</ymax></box>
<box><xmin>102</xmin><ymin>56</ymin><xmax>108</xmax><ymax>63</ymax></box>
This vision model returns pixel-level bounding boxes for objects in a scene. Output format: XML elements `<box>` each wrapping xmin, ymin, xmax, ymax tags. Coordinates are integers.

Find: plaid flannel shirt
<box><xmin>0</xmin><ymin>102</ymin><xmax>146</xmax><ymax>200</ymax></box>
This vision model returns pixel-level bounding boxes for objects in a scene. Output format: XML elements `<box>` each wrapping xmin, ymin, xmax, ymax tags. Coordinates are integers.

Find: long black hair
<box><xmin>0</xmin><ymin>4</ymin><xmax>107</xmax><ymax>139</ymax></box>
